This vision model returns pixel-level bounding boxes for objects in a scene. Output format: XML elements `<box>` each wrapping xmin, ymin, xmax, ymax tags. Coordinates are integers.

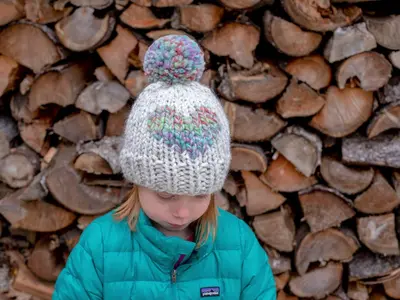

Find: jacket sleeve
<box><xmin>239</xmin><ymin>219</ymin><xmax>276</xmax><ymax>300</ymax></box>
<box><xmin>52</xmin><ymin>221</ymin><xmax>104</xmax><ymax>300</ymax></box>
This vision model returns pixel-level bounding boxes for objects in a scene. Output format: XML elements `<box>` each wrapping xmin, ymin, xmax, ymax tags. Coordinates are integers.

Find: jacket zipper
<box><xmin>171</xmin><ymin>268</ymin><xmax>177</xmax><ymax>283</ymax></box>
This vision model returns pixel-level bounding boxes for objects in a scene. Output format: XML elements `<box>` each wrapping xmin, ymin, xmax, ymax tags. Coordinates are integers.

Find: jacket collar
<box><xmin>135</xmin><ymin>209</ymin><xmax>214</xmax><ymax>271</ymax></box>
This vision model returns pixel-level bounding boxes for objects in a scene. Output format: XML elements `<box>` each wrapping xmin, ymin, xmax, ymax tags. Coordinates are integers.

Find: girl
<box><xmin>53</xmin><ymin>35</ymin><xmax>276</xmax><ymax>300</ymax></box>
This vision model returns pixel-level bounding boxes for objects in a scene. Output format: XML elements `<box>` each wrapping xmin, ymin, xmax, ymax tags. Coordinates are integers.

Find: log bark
<box><xmin>0</xmin><ymin>55</ymin><xmax>22</xmax><ymax>97</ymax></box>
<box><xmin>276</xmin><ymin>78</ymin><xmax>325</xmax><ymax>118</ymax></box>
<box><xmin>55</xmin><ymin>7</ymin><xmax>115</xmax><ymax>52</ymax></box>
<box><xmin>0</xmin><ymin>133</ymin><xmax>10</xmax><ymax>160</ymax></box>
<box><xmin>218</xmin><ymin>62</ymin><xmax>288</xmax><ymax>103</ymax></box>
<box><xmin>74</xmin><ymin>153</ymin><xmax>113</xmax><ymax>175</ymax></box>
<box><xmin>172</xmin><ymin>4</ymin><xmax>224</xmax><ymax>33</ymax></box>
<box><xmin>320</xmin><ymin>156</ymin><xmax>374</xmax><ymax>195</ymax></box>
<box><xmin>354</xmin><ymin>171</ymin><xmax>400</xmax><ymax>214</ymax></box>
<box><xmin>284</xmin><ymin>55</ymin><xmax>331</xmax><ymax>90</ymax></box>
<box><xmin>342</xmin><ymin>132</ymin><xmax>400</xmax><ymax>168</ymax></box>
<box><xmin>75</xmin><ymin>80</ymin><xmax>130</xmax><ymax>115</ymax></box>
<box><xmin>365</xmin><ymin>15</ymin><xmax>400</xmax><ymax>50</ymax></box>
<box><xmin>230</xmin><ymin>144</ymin><xmax>268</xmax><ymax>172</ymax></box>
<box><xmin>263</xmin><ymin>11</ymin><xmax>322</xmax><ymax>57</ymax></box>
<box><xmin>309</xmin><ymin>87</ymin><xmax>373</xmax><ymax>138</ymax></box>
<box><xmin>367</xmin><ymin>101</ymin><xmax>400</xmax><ymax>138</ymax></box>
<box><xmin>324</xmin><ymin>22</ymin><xmax>377</xmax><ymax>63</ymax></box>
<box><xmin>383</xmin><ymin>275</ymin><xmax>400</xmax><ymax>299</ymax></box>
<box><xmin>0</xmin><ymin>0</ymin><xmax>24</xmax><ymax>26</ymax></box>
<box><xmin>347</xmin><ymin>282</ymin><xmax>369</xmax><ymax>300</ymax></box>
<box><xmin>25</xmin><ymin>0</ymin><xmax>72</xmax><ymax>24</ymax></box>
<box><xmin>357</xmin><ymin>213</ymin><xmax>400</xmax><ymax>256</ymax></box>
<box><xmin>295</xmin><ymin>228</ymin><xmax>359</xmax><ymax>275</ymax></box>
<box><xmin>299</xmin><ymin>186</ymin><xmax>355</xmax><ymax>232</ymax></box>
<box><xmin>97</xmin><ymin>25</ymin><xmax>138</xmax><ymax>83</ymax></box>
<box><xmin>29</xmin><ymin>61</ymin><xmax>95</xmax><ymax>113</ymax></box>
<box><xmin>264</xmin><ymin>245</ymin><xmax>292</xmax><ymax>274</ymax></box>
<box><xmin>260</xmin><ymin>154</ymin><xmax>317</xmax><ymax>192</ymax></box>
<box><xmin>336</xmin><ymin>52</ymin><xmax>392</xmax><ymax>92</ymax></box>
<box><xmin>271</xmin><ymin>126</ymin><xmax>322</xmax><ymax>177</ymax></box>
<box><xmin>0</xmin><ymin>23</ymin><xmax>64</xmax><ymax>73</ymax></box>
<box><xmin>201</xmin><ymin>22</ymin><xmax>260</xmax><ymax>69</ymax></box>
<box><xmin>120</xmin><ymin>4</ymin><xmax>170</xmax><ymax>29</ymax></box>
<box><xmin>125</xmin><ymin>70</ymin><xmax>149</xmax><ymax>97</ymax></box>
<box><xmin>0</xmin><ymin>152</ymin><xmax>35</xmax><ymax>188</ymax></box>
<box><xmin>389</xmin><ymin>51</ymin><xmax>400</xmax><ymax>69</ymax></box>
<box><xmin>281</xmin><ymin>0</ymin><xmax>362</xmax><ymax>32</ymax></box>
<box><xmin>224</xmin><ymin>101</ymin><xmax>287</xmax><ymax>142</ymax></box>
<box><xmin>241</xmin><ymin>170</ymin><xmax>286</xmax><ymax>216</ymax></box>
<box><xmin>253</xmin><ymin>206</ymin><xmax>295</xmax><ymax>252</ymax></box>
<box><xmin>378</xmin><ymin>76</ymin><xmax>400</xmax><ymax>104</ymax></box>
<box><xmin>289</xmin><ymin>262</ymin><xmax>343</xmax><ymax>299</ymax></box>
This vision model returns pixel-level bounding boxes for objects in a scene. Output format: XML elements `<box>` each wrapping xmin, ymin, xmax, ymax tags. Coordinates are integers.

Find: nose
<box><xmin>171</xmin><ymin>201</ymin><xmax>190</xmax><ymax>220</ymax></box>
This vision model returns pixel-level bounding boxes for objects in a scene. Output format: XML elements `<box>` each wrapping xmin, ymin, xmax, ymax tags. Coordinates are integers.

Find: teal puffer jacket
<box><xmin>53</xmin><ymin>208</ymin><xmax>276</xmax><ymax>300</ymax></box>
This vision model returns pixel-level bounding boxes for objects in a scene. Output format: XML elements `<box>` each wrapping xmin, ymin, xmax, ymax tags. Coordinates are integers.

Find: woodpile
<box><xmin>0</xmin><ymin>0</ymin><xmax>400</xmax><ymax>299</ymax></box>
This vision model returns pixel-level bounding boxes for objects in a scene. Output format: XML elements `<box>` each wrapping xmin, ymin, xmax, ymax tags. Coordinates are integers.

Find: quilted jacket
<box><xmin>52</xmin><ymin>208</ymin><xmax>276</xmax><ymax>299</ymax></box>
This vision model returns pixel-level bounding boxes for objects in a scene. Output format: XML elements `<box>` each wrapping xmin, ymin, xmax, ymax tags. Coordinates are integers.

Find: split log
<box><xmin>97</xmin><ymin>25</ymin><xmax>138</xmax><ymax>82</ymax></box>
<box><xmin>241</xmin><ymin>170</ymin><xmax>286</xmax><ymax>216</ymax></box>
<box><xmin>105</xmin><ymin>103</ymin><xmax>131</xmax><ymax>137</ymax></box>
<box><xmin>82</xmin><ymin>173</ymin><xmax>129</xmax><ymax>187</ymax></box>
<box><xmin>347</xmin><ymin>282</ymin><xmax>369</xmax><ymax>300</ymax></box>
<box><xmin>25</xmin><ymin>0</ymin><xmax>73</xmax><ymax>24</ymax></box>
<box><xmin>0</xmin><ymin>153</ymin><xmax>35</xmax><ymax>188</ymax></box>
<box><xmin>263</xmin><ymin>11</ymin><xmax>322</xmax><ymax>57</ymax></box>
<box><xmin>349</xmin><ymin>250</ymin><xmax>400</xmax><ymax>281</ymax></box>
<box><xmin>253</xmin><ymin>206</ymin><xmax>295</xmax><ymax>252</ymax></box>
<box><xmin>264</xmin><ymin>246</ymin><xmax>292</xmax><ymax>274</ymax></box>
<box><xmin>0</xmin><ymin>115</ymin><xmax>19</xmax><ymax>142</ymax></box>
<box><xmin>27</xmin><ymin>235</ymin><xmax>64</xmax><ymax>281</ymax></box>
<box><xmin>75</xmin><ymin>136</ymin><xmax>122</xmax><ymax>174</ymax></box>
<box><xmin>260</xmin><ymin>154</ymin><xmax>317</xmax><ymax>192</ymax></box>
<box><xmin>217</xmin><ymin>62</ymin><xmax>288</xmax><ymax>103</ymax></box>
<box><xmin>281</xmin><ymin>0</ymin><xmax>362</xmax><ymax>32</ymax></box>
<box><xmin>0</xmin><ymin>197</ymin><xmax>76</xmax><ymax>232</ymax></box>
<box><xmin>53</xmin><ymin>110</ymin><xmax>103</xmax><ymax>144</ymax></box>
<box><xmin>378</xmin><ymin>76</ymin><xmax>400</xmax><ymax>104</ymax></box>
<box><xmin>146</xmin><ymin>29</ymin><xmax>192</xmax><ymax>40</ymax></box>
<box><xmin>324</xmin><ymin>22</ymin><xmax>377</xmax><ymax>63</ymax></box>
<box><xmin>218</xmin><ymin>0</ymin><xmax>273</xmax><ymax>9</ymax></box>
<box><xmin>342</xmin><ymin>132</ymin><xmax>400</xmax><ymax>168</ymax></box>
<box><xmin>45</xmin><ymin>145</ymin><xmax>127</xmax><ymax>215</ymax></box>
<box><xmin>172</xmin><ymin>4</ymin><xmax>224</xmax><ymax>33</ymax></box>
<box><xmin>18</xmin><ymin>117</ymin><xmax>53</xmax><ymax>155</ymax></box>
<box><xmin>354</xmin><ymin>171</ymin><xmax>400</xmax><ymax>214</ymax></box>
<box><xmin>276</xmin><ymin>78</ymin><xmax>325</xmax><ymax>118</ymax></box>
<box><xmin>0</xmin><ymin>133</ymin><xmax>10</xmax><ymax>160</ymax></box>
<box><xmin>275</xmin><ymin>271</ymin><xmax>290</xmax><ymax>291</ymax></box>
<box><xmin>65</xmin><ymin>0</ymin><xmax>114</xmax><ymax>9</ymax></box>
<box><xmin>120</xmin><ymin>4</ymin><xmax>170</xmax><ymax>29</ymax></box>
<box><xmin>222</xmin><ymin>174</ymin><xmax>238</xmax><ymax>196</ymax></box>
<box><xmin>289</xmin><ymin>262</ymin><xmax>343</xmax><ymax>299</ymax></box>
<box><xmin>19</xmin><ymin>74</ymin><xmax>34</xmax><ymax>95</ymax></box>
<box><xmin>7</xmin><ymin>251</ymin><xmax>54</xmax><ymax>300</ymax></box>
<box><xmin>320</xmin><ymin>156</ymin><xmax>374</xmax><ymax>195</ymax></box>
<box><xmin>74</xmin><ymin>153</ymin><xmax>113</xmax><ymax>175</ymax></box>
<box><xmin>309</xmin><ymin>87</ymin><xmax>373</xmax><ymax>138</ymax></box>
<box><xmin>284</xmin><ymin>55</ymin><xmax>331</xmax><ymax>91</ymax></box>
<box><xmin>230</xmin><ymin>144</ymin><xmax>268</xmax><ymax>172</ymax></box>
<box><xmin>125</xmin><ymin>70</ymin><xmax>149</xmax><ymax>97</ymax></box>
<box><xmin>55</xmin><ymin>8</ymin><xmax>115</xmax><ymax>52</ymax></box>
<box><xmin>278</xmin><ymin>291</ymin><xmax>298</xmax><ymax>300</ymax></box>
<box><xmin>29</xmin><ymin>61</ymin><xmax>95</xmax><ymax>113</ymax></box>
<box><xmin>389</xmin><ymin>51</ymin><xmax>400</xmax><ymax>69</ymax></box>
<box><xmin>201</xmin><ymin>22</ymin><xmax>260</xmax><ymax>69</ymax></box>
<box><xmin>75</xmin><ymin>81</ymin><xmax>130</xmax><ymax>115</ymax></box>
<box><xmin>0</xmin><ymin>23</ymin><xmax>64</xmax><ymax>73</ymax></box>
<box><xmin>0</xmin><ymin>55</ymin><xmax>22</xmax><ymax>97</ymax></box>
<box><xmin>128</xmin><ymin>40</ymin><xmax>148</xmax><ymax>69</ymax></box>
<box><xmin>383</xmin><ymin>274</ymin><xmax>400</xmax><ymax>299</ymax></box>
<box><xmin>336</xmin><ymin>52</ymin><xmax>392</xmax><ymax>91</ymax></box>
<box><xmin>357</xmin><ymin>213</ymin><xmax>400</xmax><ymax>256</ymax></box>
<box><xmin>77</xmin><ymin>215</ymin><xmax>99</xmax><ymax>230</ymax></box>
<box><xmin>215</xmin><ymin>191</ymin><xmax>230</xmax><ymax>211</ymax></box>
<box><xmin>95</xmin><ymin>66</ymin><xmax>114</xmax><ymax>82</ymax></box>
<box><xmin>10</xmin><ymin>92</ymin><xmax>37</xmax><ymax>123</ymax></box>
<box><xmin>151</xmin><ymin>0</ymin><xmax>193</xmax><ymax>7</ymax></box>
<box><xmin>295</xmin><ymin>228</ymin><xmax>359</xmax><ymax>275</ymax></box>
<box><xmin>299</xmin><ymin>186</ymin><xmax>355</xmax><ymax>232</ymax></box>
<box><xmin>365</xmin><ymin>15</ymin><xmax>400</xmax><ymax>50</ymax></box>
<box><xmin>0</xmin><ymin>0</ymin><xmax>24</xmax><ymax>26</ymax></box>
<box><xmin>367</xmin><ymin>101</ymin><xmax>400</xmax><ymax>138</ymax></box>
<box><xmin>224</xmin><ymin>101</ymin><xmax>287</xmax><ymax>142</ymax></box>
<box><xmin>271</xmin><ymin>126</ymin><xmax>322</xmax><ymax>177</ymax></box>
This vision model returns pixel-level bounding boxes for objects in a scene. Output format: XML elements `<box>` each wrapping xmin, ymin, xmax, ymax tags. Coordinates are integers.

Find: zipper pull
<box><xmin>171</xmin><ymin>269</ymin><xmax>177</xmax><ymax>283</ymax></box>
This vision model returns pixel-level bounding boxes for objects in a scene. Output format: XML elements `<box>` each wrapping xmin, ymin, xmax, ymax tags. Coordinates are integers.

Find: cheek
<box><xmin>140</xmin><ymin>199</ymin><xmax>166</xmax><ymax>222</ymax></box>
<box><xmin>190</xmin><ymin>198</ymin><xmax>211</xmax><ymax>219</ymax></box>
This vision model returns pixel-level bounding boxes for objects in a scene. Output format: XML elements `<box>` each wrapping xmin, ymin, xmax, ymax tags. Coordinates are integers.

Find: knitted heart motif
<box><xmin>148</xmin><ymin>105</ymin><xmax>221</xmax><ymax>159</ymax></box>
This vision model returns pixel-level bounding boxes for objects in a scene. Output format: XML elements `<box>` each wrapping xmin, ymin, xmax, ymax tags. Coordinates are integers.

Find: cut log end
<box><xmin>230</xmin><ymin>144</ymin><xmax>268</xmax><ymax>172</ymax></box>
<box><xmin>0</xmin><ymin>55</ymin><xmax>22</xmax><ymax>97</ymax></box>
<box><xmin>175</xmin><ymin>4</ymin><xmax>224</xmax><ymax>33</ymax></box>
<box><xmin>367</xmin><ymin>101</ymin><xmax>400</xmax><ymax>138</ymax></box>
<box><xmin>365</xmin><ymin>15</ymin><xmax>400</xmax><ymax>50</ymax></box>
<box><xmin>120</xmin><ymin>4</ymin><xmax>170</xmax><ymax>29</ymax></box>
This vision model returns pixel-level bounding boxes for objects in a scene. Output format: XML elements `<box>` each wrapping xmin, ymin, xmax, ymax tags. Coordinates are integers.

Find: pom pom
<box><xmin>143</xmin><ymin>35</ymin><xmax>205</xmax><ymax>85</ymax></box>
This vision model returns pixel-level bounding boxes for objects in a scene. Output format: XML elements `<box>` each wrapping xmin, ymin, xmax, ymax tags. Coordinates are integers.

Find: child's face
<box><xmin>138</xmin><ymin>186</ymin><xmax>211</xmax><ymax>232</ymax></box>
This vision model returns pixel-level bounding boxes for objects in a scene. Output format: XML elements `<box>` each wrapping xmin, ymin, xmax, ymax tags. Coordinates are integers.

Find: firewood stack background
<box><xmin>1</xmin><ymin>0</ymin><xmax>400</xmax><ymax>299</ymax></box>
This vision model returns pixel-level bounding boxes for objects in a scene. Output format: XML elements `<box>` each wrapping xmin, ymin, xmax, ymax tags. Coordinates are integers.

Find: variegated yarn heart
<box><xmin>148</xmin><ymin>105</ymin><xmax>221</xmax><ymax>159</ymax></box>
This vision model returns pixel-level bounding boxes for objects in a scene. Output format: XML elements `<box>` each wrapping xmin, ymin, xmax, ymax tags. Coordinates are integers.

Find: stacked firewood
<box><xmin>0</xmin><ymin>0</ymin><xmax>400</xmax><ymax>299</ymax></box>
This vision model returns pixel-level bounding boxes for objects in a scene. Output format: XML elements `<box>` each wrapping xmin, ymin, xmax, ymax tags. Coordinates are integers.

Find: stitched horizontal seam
<box><xmin>103</xmin><ymin>248</ymin><xmax>240</xmax><ymax>253</ymax></box>
<box><xmin>65</xmin><ymin>269</ymin><xmax>101</xmax><ymax>298</ymax></box>
<box><xmin>104</xmin><ymin>277</ymin><xmax>241</xmax><ymax>284</ymax></box>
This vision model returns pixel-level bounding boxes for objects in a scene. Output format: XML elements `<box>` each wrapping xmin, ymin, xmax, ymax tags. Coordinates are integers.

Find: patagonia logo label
<box><xmin>200</xmin><ymin>287</ymin><xmax>220</xmax><ymax>297</ymax></box>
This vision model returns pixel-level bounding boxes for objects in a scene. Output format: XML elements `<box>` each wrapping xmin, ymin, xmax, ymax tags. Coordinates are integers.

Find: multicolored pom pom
<box><xmin>143</xmin><ymin>35</ymin><xmax>205</xmax><ymax>85</ymax></box>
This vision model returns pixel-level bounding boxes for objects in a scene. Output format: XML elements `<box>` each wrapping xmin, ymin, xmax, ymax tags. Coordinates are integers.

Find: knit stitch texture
<box><xmin>119</xmin><ymin>35</ymin><xmax>231</xmax><ymax>195</ymax></box>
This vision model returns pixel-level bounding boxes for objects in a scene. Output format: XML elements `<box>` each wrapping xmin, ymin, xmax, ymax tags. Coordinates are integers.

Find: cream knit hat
<box><xmin>119</xmin><ymin>35</ymin><xmax>231</xmax><ymax>196</ymax></box>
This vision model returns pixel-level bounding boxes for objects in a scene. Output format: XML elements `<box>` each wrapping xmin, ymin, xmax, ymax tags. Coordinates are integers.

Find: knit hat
<box><xmin>119</xmin><ymin>35</ymin><xmax>231</xmax><ymax>196</ymax></box>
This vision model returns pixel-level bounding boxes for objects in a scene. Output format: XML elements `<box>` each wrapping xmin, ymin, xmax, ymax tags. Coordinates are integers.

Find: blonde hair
<box><xmin>113</xmin><ymin>186</ymin><xmax>218</xmax><ymax>248</ymax></box>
